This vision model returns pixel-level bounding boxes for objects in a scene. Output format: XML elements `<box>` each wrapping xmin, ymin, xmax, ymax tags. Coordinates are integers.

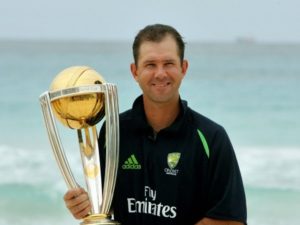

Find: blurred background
<box><xmin>0</xmin><ymin>0</ymin><xmax>300</xmax><ymax>224</ymax></box>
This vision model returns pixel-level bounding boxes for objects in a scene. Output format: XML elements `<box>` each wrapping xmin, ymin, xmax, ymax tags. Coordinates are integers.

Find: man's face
<box><xmin>131</xmin><ymin>35</ymin><xmax>188</xmax><ymax>105</ymax></box>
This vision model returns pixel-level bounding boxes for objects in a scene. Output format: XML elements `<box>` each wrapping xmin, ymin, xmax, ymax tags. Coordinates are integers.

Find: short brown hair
<box><xmin>132</xmin><ymin>24</ymin><xmax>185</xmax><ymax>65</ymax></box>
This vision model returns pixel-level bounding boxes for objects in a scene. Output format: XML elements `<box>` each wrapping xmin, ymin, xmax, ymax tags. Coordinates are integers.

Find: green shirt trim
<box><xmin>197</xmin><ymin>129</ymin><xmax>210</xmax><ymax>158</ymax></box>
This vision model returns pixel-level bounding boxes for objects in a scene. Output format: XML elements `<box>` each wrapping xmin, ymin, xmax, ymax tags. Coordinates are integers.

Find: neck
<box><xmin>143</xmin><ymin>96</ymin><xmax>181</xmax><ymax>132</ymax></box>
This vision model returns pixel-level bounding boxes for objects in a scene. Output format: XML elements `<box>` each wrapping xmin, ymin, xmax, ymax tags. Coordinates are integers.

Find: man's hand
<box><xmin>195</xmin><ymin>217</ymin><xmax>244</xmax><ymax>225</ymax></box>
<box><xmin>63</xmin><ymin>187</ymin><xmax>91</xmax><ymax>219</ymax></box>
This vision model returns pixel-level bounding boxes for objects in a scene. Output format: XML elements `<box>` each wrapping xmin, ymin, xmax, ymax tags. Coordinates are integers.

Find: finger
<box><xmin>72</xmin><ymin>201</ymin><xmax>91</xmax><ymax>219</ymax></box>
<box><xmin>64</xmin><ymin>188</ymin><xmax>84</xmax><ymax>201</ymax></box>
<box><xmin>71</xmin><ymin>198</ymin><xmax>91</xmax><ymax>214</ymax></box>
<box><xmin>65</xmin><ymin>192</ymin><xmax>90</xmax><ymax>209</ymax></box>
<box><xmin>74</xmin><ymin>206</ymin><xmax>91</xmax><ymax>220</ymax></box>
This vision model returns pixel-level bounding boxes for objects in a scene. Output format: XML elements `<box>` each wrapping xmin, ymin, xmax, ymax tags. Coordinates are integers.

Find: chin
<box><xmin>147</xmin><ymin>94</ymin><xmax>177</xmax><ymax>104</ymax></box>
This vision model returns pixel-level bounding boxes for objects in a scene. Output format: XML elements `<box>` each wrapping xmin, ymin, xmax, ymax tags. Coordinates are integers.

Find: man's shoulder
<box><xmin>186</xmin><ymin>107</ymin><xmax>227</xmax><ymax>140</ymax></box>
<box><xmin>118</xmin><ymin>108</ymin><xmax>137</xmax><ymax>128</ymax></box>
<box><xmin>188</xmin><ymin>108</ymin><xmax>223</xmax><ymax>130</ymax></box>
<box><xmin>119</xmin><ymin>108</ymin><xmax>133</xmax><ymax>121</ymax></box>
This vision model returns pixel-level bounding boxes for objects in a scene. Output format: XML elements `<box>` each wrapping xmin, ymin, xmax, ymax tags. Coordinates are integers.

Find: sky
<box><xmin>1</xmin><ymin>0</ymin><xmax>300</xmax><ymax>43</ymax></box>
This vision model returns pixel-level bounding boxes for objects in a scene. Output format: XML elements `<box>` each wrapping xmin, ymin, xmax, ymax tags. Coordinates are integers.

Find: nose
<box><xmin>154</xmin><ymin>65</ymin><xmax>167</xmax><ymax>79</ymax></box>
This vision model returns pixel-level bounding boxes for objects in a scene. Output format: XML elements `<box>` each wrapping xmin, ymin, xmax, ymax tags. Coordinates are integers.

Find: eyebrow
<box><xmin>142</xmin><ymin>59</ymin><xmax>176</xmax><ymax>65</ymax></box>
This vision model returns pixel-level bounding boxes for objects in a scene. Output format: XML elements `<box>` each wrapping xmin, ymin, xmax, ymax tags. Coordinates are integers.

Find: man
<box><xmin>64</xmin><ymin>24</ymin><xmax>247</xmax><ymax>225</ymax></box>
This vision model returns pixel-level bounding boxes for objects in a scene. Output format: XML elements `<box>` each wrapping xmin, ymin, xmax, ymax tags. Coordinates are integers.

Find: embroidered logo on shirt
<box><xmin>122</xmin><ymin>154</ymin><xmax>141</xmax><ymax>170</ymax></box>
<box><xmin>164</xmin><ymin>152</ymin><xmax>181</xmax><ymax>176</ymax></box>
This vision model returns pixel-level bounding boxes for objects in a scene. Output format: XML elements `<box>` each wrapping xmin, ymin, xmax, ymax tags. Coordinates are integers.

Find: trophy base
<box><xmin>81</xmin><ymin>214</ymin><xmax>120</xmax><ymax>225</ymax></box>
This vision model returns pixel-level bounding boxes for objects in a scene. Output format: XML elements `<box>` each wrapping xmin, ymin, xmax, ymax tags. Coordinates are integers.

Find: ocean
<box><xmin>0</xmin><ymin>40</ymin><xmax>299</xmax><ymax>225</ymax></box>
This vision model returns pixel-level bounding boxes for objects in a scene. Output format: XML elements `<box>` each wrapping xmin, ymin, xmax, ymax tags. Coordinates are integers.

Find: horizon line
<box><xmin>1</xmin><ymin>38</ymin><xmax>300</xmax><ymax>45</ymax></box>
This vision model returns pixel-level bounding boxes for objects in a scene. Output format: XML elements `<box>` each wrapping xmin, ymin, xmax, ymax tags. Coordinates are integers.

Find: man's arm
<box><xmin>195</xmin><ymin>217</ymin><xmax>244</xmax><ymax>225</ymax></box>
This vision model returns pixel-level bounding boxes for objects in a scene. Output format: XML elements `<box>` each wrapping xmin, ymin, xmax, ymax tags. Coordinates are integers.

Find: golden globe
<box><xmin>49</xmin><ymin>66</ymin><xmax>106</xmax><ymax>129</ymax></box>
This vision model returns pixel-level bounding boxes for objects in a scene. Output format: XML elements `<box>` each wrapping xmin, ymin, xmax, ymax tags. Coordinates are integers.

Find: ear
<box><xmin>130</xmin><ymin>63</ymin><xmax>139</xmax><ymax>81</ymax></box>
<box><xmin>181</xmin><ymin>59</ymin><xmax>189</xmax><ymax>77</ymax></box>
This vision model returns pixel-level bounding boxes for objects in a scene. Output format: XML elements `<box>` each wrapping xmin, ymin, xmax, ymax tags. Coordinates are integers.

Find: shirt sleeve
<box><xmin>205</xmin><ymin>126</ymin><xmax>247</xmax><ymax>224</ymax></box>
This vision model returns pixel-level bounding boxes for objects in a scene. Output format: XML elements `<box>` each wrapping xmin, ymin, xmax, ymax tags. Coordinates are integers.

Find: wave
<box><xmin>1</xmin><ymin>145</ymin><xmax>300</xmax><ymax>191</ymax></box>
<box><xmin>1</xmin><ymin>145</ymin><xmax>300</xmax><ymax>225</ymax></box>
<box><xmin>235</xmin><ymin>146</ymin><xmax>300</xmax><ymax>191</ymax></box>
<box><xmin>0</xmin><ymin>144</ymin><xmax>83</xmax><ymax>193</ymax></box>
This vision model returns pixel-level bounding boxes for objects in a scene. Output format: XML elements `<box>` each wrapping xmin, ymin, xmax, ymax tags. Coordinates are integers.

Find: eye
<box><xmin>146</xmin><ymin>63</ymin><xmax>155</xmax><ymax>68</ymax></box>
<box><xmin>165</xmin><ymin>62</ymin><xmax>174</xmax><ymax>67</ymax></box>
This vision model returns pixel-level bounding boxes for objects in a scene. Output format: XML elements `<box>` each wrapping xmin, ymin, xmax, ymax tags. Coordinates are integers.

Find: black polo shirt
<box><xmin>99</xmin><ymin>95</ymin><xmax>247</xmax><ymax>225</ymax></box>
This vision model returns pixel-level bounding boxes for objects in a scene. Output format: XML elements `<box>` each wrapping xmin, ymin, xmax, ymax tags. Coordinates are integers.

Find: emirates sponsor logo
<box><xmin>127</xmin><ymin>186</ymin><xmax>177</xmax><ymax>219</ymax></box>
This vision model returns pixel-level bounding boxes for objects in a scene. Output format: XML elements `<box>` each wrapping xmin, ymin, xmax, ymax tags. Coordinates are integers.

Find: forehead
<box><xmin>138</xmin><ymin>36</ymin><xmax>179</xmax><ymax>61</ymax></box>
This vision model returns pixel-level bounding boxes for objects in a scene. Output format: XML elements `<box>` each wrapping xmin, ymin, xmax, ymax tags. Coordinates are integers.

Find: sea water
<box><xmin>0</xmin><ymin>41</ymin><xmax>299</xmax><ymax>225</ymax></box>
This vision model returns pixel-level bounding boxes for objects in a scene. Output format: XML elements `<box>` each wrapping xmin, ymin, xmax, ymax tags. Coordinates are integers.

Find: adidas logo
<box><xmin>122</xmin><ymin>154</ymin><xmax>141</xmax><ymax>170</ymax></box>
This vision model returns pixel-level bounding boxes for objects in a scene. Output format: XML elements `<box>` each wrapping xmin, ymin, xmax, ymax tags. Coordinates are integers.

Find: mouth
<box><xmin>152</xmin><ymin>82</ymin><xmax>171</xmax><ymax>87</ymax></box>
